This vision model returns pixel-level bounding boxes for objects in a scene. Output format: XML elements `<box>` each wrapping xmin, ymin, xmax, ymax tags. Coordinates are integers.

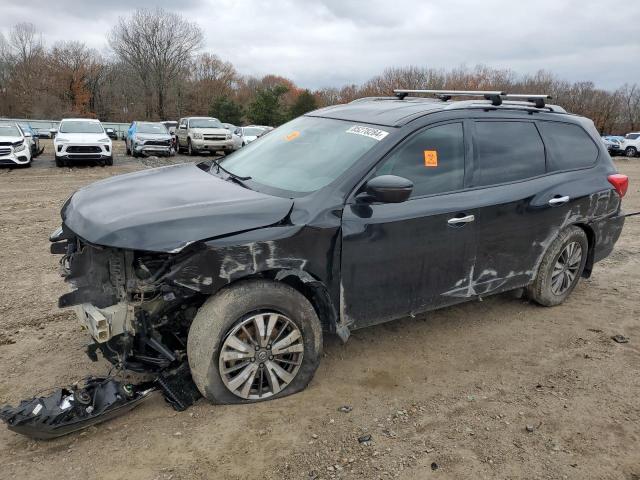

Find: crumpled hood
<box><xmin>62</xmin><ymin>163</ymin><xmax>293</xmax><ymax>252</ymax></box>
<box><xmin>135</xmin><ymin>132</ymin><xmax>172</xmax><ymax>141</ymax></box>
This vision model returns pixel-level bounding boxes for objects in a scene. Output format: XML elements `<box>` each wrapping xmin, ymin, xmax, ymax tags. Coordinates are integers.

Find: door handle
<box><xmin>548</xmin><ymin>196</ymin><xmax>570</xmax><ymax>206</ymax></box>
<box><xmin>447</xmin><ymin>214</ymin><xmax>475</xmax><ymax>225</ymax></box>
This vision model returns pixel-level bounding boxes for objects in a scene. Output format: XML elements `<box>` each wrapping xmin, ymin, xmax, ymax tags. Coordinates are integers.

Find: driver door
<box><xmin>340</xmin><ymin>121</ymin><xmax>478</xmax><ymax>329</ymax></box>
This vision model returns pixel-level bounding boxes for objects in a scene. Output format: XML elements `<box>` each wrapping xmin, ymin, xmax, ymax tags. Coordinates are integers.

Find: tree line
<box><xmin>0</xmin><ymin>9</ymin><xmax>638</xmax><ymax>134</ymax></box>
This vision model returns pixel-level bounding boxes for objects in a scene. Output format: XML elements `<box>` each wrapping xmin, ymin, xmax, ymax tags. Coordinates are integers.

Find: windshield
<box><xmin>189</xmin><ymin>118</ymin><xmax>223</xmax><ymax>129</ymax></box>
<box><xmin>243</xmin><ymin>127</ymin><xmax>265</xmax><ymax>136</ymax></box>
<box><xmin>138</xmin><ymin>123</ymin><xmax>168</xmax><ymax>134</ymax></box>
<box><xmin>626</xmin><ymin>133</ymin><xmax>639</xmax><ymax>140</ymax></box>
<box><xmin>0</xmin><ymin>124</ymin><xmax>21</xmax><ymax>137</ymax></box>
<box><xmin>59</xmin><ymin>121</ymin><xmax>104</xmax><ymax>134</ymax></box>
<box><xmin>220</xmin><ymin>116</ymin><xmax>389</xmax><ymax>194</ymax></box>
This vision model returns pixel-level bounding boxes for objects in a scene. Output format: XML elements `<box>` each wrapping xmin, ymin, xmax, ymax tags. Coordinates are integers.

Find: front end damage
<box><xmin>51</xmin><ymin>227</ymin><xmax>205</xmax><ymax>373</ymax></box>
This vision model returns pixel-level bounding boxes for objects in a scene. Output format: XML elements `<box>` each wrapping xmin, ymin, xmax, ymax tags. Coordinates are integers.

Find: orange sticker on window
<box><xmin>424</xmin><ymin>150</ymin><xmax>438</xmax><ymax>167</ymax></box>
<box><xmin>285</xmin><ymin>131</ymin><xmax>300</xmax><ymax>141</ymax></box>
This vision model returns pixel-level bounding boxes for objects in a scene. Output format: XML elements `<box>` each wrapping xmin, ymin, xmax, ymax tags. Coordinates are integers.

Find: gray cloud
<box><xmin>1</xmin><ymin>0</ymin><xmax>638</xmax><ymax>90</ymax></box>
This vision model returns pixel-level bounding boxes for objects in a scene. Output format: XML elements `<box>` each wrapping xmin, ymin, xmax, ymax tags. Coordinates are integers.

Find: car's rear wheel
<box><xmin>187</xmin><ymin>280</ymin><xmax>323</xmax><ymax>404</ymax></box>
<box><xmin>625</xmin><ymin>146</ymin><xmax>638</xmax><ymax>157</ymax></box>
<box><xmin>527</xmin><ymin>226</ymin><xmax>588</xmax><ymax>306</ymax></box>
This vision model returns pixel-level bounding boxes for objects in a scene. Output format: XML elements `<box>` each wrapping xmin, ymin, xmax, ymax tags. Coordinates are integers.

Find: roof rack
<box><xmin>393</xmin><ymin>89</ymin><xmax>552</xmax><ymax>108</ymax></box>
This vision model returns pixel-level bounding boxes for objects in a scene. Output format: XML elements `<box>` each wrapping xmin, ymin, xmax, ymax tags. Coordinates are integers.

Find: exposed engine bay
<box><xmin>52</xmin><ymin>231</ymin><xmax>206</xmax><ymax>372</ymax></box>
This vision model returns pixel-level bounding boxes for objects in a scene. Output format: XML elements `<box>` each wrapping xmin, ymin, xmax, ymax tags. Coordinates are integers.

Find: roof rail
<box><xmin>393</xmin><ymin>89</ymin><xmax>552</xmax><ymax>108</ymax></box>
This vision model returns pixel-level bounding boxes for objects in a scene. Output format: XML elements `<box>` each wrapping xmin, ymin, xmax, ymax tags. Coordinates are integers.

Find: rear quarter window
<box><xmin>538</xmin><ymin>122</ymin><xmax>599</xmax><ymax>171</ymax></box>
<box><xmin>474</xmin><ymin>121</ymin><xmax>546</xmax><ymax>186</ymax></box>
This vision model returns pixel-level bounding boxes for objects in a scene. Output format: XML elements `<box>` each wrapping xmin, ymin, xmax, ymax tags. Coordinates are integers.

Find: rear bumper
<box><xmin>592</xmin><ymin>213</ymin><xmax>625</xmax><ymax>263</ymax></box>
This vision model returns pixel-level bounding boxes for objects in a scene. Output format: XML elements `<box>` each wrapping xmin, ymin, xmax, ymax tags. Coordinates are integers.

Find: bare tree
<box><xmin>109</xmin><ymin>8</ymin><xmax>203</xmax><ymax>119</ymax></box>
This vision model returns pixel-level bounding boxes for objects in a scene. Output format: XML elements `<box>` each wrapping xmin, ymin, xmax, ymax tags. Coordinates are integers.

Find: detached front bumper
<box><xmin>134</xmin><ymin>143</ymin><xmax>172</xmax><ymax>156</ymax></box>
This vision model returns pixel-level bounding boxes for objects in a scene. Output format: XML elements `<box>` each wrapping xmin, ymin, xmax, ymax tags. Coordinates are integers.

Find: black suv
<box><xmin>50</xmin><ymin>90</ymin><xmax>628</xmax><ymax>404</ymax></box>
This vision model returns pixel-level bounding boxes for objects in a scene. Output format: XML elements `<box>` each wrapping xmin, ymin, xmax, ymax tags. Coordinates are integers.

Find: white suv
<box><xmin>0</xmin><ymin>122</ymin><xmax>32</xmax><ymax>167</ymax></box>
<box><xmin>54</xmin><ymin>119</ymin><xmax>113</xmax><ymax>167</ymax></box>
<box><xmin>620</xmin><ymin>132</ymin><xmax>640</xmax><ymax>157</ymax></box>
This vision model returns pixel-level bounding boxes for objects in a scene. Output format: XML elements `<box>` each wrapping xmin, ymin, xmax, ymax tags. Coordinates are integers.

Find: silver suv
<box><xmin>176</xmin><ymin>117</ymin><xmax>234</xmax><ymax>156</ymax></box>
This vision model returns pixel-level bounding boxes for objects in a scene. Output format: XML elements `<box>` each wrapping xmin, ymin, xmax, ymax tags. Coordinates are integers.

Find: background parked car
<box><xmin>161</xmin><ymin>121</ymin><xmax>178</xmax><ymax>150</ymax></box>
<box><xmin>0</xmin><ymin>122</ymin><xmax>32</xmax><ymax>167</ymax></box>
<box><xmin>602</xmin><ymin>136</ymin><xmax>623</xmax><ymax>155</ymax></box>
<box><xmin>54</xmin><ymin>118</ymin><xmax>113</xmax><ymax>167</ymax></box>
<box><xmin>222</xmin><ymin>123</ymin><xmax>242</xmax><ymax>151</ymax></box>
<box><xmin>126</xmin><ymin>121</ymin><xmax>174</xmax><ymax>157</ymax></box>
<box><xmin>17</xmin><ymin>122</ymin><xmax>42</xmax><ymax>157</ymax></box>
<box><xmin>105</xmin><ymin>127</ymin><xmax>118</xmax><ymax>140</ymax></box>
<box><xmin>620</xmin><ymin>132</ymin><xmax>640</xmax><ymax>157</ymax></box>
<box><xmin>236</xmin><ymin>126</ymin><xmax>267</xmax><ymax>146</ymax></box>
<box><xmin>176</xmin><ymin>117</ymin><xmax>235</xmax><ymax>155</ymax></box>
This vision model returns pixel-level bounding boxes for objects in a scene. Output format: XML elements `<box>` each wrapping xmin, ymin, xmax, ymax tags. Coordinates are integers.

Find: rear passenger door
<box><xmin>470</xmin><ymin>119</ymin><xmax>599</xmax><ymax>296</ymax></box>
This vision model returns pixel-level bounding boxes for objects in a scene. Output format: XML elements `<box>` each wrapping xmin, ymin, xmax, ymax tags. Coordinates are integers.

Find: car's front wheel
<box><xmin>527</xmin><ymin>226</ymin><xmax>588</xmax><ymax>307</ymax></box>
<box><xmin>187</xmin><ymin>280</ymin><xmax>323</xmax><ymax>404</ymax></box>
<box><xmin>55</xmin><ymin>156</ymin><xmax>65</xmax><ymax>168</ymax></box>
<box><xmin>625</xmin><ymin>146</ymin><xmax>638</xmax><ymax>157</ymax></box>
<box><xmin>187</xmin><ymin>139</ymin><xmax>195</xmax><ymax>156</ymax></box>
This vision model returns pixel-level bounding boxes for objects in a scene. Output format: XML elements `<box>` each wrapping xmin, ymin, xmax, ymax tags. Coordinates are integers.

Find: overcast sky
<box><xmin>1</xmin><ymin>0</ymin><xmax>638</xmax><ymax>90</ymax></box>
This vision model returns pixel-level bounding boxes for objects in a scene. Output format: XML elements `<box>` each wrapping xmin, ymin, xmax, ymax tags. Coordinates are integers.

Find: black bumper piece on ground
<box><xmin>0</xmin><ymin>377</ymin><xmax>155</xmax><ymax>440</ymax></box>
<box><xmin>0</xmin><ymin>363</ymin><xmax>202</xmax><ymax>439</ymax></box>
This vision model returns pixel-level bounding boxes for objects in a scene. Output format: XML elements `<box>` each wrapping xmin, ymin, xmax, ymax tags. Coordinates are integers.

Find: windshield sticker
<box><xmin>285</xmin><ymin>131</ymin><xmax>300</xmax><ymax>141</ymax></box>
<box><xmin>346</xmin><ymin>125</ymin><xmax>389</xmax><ymax>141</ymax></box>
<box><xmin>423</xmin><ymin>150</ymin><xmax>438</xmax><ymax>167</ymax></box>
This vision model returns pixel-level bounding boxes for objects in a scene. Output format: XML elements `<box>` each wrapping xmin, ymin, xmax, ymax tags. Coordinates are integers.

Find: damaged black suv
<box><xmin>50</xmin><ymin>89</ymin><xmax>628</xmax><ymax>404</ymax></box>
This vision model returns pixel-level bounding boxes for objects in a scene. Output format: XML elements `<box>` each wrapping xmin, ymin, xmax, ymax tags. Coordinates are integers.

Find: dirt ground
<box><xmin>0</xmin><ymin>145</ymin><xmax>639</xmax><ymax>480</ymax></box>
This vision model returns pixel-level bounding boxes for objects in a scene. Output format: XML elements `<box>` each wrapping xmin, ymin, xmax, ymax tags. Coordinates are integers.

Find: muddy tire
<box><xmin>527</xmin><ymin>226</ymin><xmax>588</xmax><ymax>307</ymax></box>
<box><xmin>187</xmin><ymin>280</ymin><xmax>323</xmax><ymax>404</ymax></box>
<box><xmin>625</xmin><ymin>146</ymin><xmax>638</xmax><ymax>158</ymax></box>
<box><xmin>55</xmin><ymin>156</ymin><xmax>64</xmax><ymax>167</ymax></box>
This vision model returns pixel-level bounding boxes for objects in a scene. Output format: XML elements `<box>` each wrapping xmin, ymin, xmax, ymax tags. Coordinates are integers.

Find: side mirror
<box><xmin>24</xmin><ymin>131</ymin><xmax>32</xmax><ymax>137</ymax></box>
<box><xmin>50</xmin><ymin>128</ymin><xmax>58</xmax><ymax>137</ymax></box>
<box><xmin>362</xmin><ymin>175</ymin><xmax>413</xmax><ymax>203</ymax></box>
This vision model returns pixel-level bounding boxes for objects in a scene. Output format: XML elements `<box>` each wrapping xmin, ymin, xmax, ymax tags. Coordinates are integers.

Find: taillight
<box><xmin>608</xmin><ymin>174</ymin><xmax>629</xmax><ymax>198</ymax></box>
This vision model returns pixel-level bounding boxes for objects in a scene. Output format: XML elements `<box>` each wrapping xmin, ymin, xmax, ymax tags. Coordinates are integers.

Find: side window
<box><xmin>474</xmin><ymin>121</ymin><xmax>545</xmax><ymax>186</ymax></box>
<box><xmin>375</xmin><ymin>122</ymin><xmax>465</xmax><ymax>198</ymax></box>
<box><xmin>538</xmin><ymin>122</ymin><xmax>599</xmax><ymax>171</ymax></box>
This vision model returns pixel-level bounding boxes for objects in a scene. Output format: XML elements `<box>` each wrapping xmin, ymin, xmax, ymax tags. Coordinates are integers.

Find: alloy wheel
<box><xmin>218</xmin><ymin>312</ymin><xmax>304</xmax><ymax>400</ymax></box>
<box><xmin>551</xmin><ymin>241</ymin><xmax>582</xmax><ymax>295</ymax></box>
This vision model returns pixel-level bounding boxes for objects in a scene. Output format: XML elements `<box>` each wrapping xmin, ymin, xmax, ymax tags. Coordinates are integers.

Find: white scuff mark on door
<box><xmin>443</xmin><ymin>266</ymin><xmax>523</xmax><ymax>298</ymax></box>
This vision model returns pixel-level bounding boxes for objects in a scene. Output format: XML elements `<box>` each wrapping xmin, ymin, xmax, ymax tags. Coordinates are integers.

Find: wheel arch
<box><xmin>220</xmin><ymin>269</ymin><xmax>339</xmax><ymax>336</ymax></box>
<box><xmin>573</xmin><ymin>222</ymin><xmax>595</xmax><ymax>278</ymax></box>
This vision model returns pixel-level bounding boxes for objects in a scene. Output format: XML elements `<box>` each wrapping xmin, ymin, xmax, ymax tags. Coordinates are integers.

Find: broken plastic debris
<box><xmin>611</xmin><ymin>334</ymin><xmax>629</xmax><ymax>344</ymax></box>
<box><xmin>0</xmin><ymin>377</ymin><xmax>155</xmax><ymax>440</ymax></box>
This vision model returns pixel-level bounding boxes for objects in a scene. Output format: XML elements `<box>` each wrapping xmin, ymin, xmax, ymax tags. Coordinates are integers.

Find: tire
<box><xmin>105</xmin><ymin>155</ymin><xmax>113</xmax><ymax>166</ymax></box>
<box><xmin>55</xmin><ymin>156</ymin><xmax>65</xmax><ymax>167</ymax></box>
<box><xmin>187</xmin><ymin>279</ymin><xmax>323</xmax><ymax>404</ymax></box>
<box><xmin>187</xmin><ymin>138</ymin><xmax>195</xmax><ymax>156</ymax></box>
<box><xmin>126</xmin><ymin>143</ymin><xmax>131</xmax><ymax>156</ymax></box>
<box><xmin>527</xmin><ymin>226</ymin><xmax>588</xmax><ymax>307</ymax></box>
<box><xmin>625</xmin><ymin>147</ymin><xmax>638</xmax><ymax>158</ymax></box>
